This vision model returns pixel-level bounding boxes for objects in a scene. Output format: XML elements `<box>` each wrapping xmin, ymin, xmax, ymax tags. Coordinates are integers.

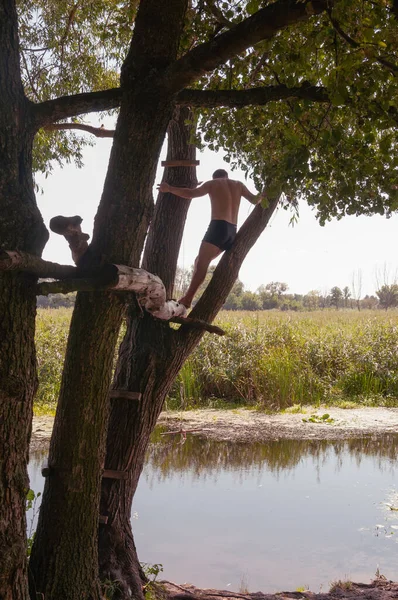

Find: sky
<box><xmin>36</xmin><ymin>129</ymin><xmax>398</xmax><ymax>298</ymax></box>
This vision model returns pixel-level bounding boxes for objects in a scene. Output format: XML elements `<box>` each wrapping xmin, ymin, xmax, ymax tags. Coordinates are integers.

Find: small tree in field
<box><xmin>343</xmin><ymin>286</ymin><xmax>351</xmax><ymax>308</ymax></box>
<box><xmin>330</xmin><ymin>286</ymin><xmax>343</xmax><ymax>309</ymax></box>
<box><xmin>376</xmin><ymin>284</ymin><xmax>398</xmax><ymax>309</ymax></box>
<box><xmin>351</xmin><ymin>269</ymin><xmax>363</xmax><ymax>311</ymax></box>
<box><xmin>1</xmin><ymin>1</ymin><xmax>398</xmax><ymax>599</ymax></box>
<box><xmin>304</xmin><ymin>290</ymin><xmax>320</xmax><ymax>311</ymax></box>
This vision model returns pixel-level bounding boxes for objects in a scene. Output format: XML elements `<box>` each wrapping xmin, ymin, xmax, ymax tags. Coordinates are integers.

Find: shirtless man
<box><xmin>157</xmin><ymin>168</ymin><xmax>263</xmax><ymax>309</ymax></box>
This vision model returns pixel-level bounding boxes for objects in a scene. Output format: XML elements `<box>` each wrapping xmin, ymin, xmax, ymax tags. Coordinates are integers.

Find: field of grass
<box><xmin>35</xmin><ymin>308</ymin><xmax>398</xmax><ymax>414</ymax></box>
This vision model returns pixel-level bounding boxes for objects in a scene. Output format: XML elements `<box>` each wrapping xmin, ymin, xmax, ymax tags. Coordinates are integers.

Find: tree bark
<box><xmin>29</xmin><ymin>2</ymin><xmax>190</xmax><ymax>599</ymax></box>
<box><xmin>98</xmin><ymin>107</ymin><xmax>198</xmax><ymax>596</ymax></box>
<box><xmin>0</xmin><ymin>1</ymin><xmax>47</xmax><ymax>598</ymax></box>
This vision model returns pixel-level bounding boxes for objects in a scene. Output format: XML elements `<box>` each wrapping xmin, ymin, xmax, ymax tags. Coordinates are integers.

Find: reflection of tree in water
<box><xmin>29</xmin><ymin>450</ymin><xmax>47</xmax><ymax>471</ymax></box>
<box><xmin>144</xmin><ymin>430</ymin><xmax>398</xmax><ymax>485</ymax></box>
<box><xmin>29</xmin><ymin>434</ymin><xmax>398</xmax><ymax>485</ymax></box>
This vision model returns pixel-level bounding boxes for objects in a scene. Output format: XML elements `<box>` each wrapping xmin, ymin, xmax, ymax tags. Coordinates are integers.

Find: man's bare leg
<box><xmin>179</xmin><ymin>241</ymin><xmax>221</xmax><ymax>309</ymax></box>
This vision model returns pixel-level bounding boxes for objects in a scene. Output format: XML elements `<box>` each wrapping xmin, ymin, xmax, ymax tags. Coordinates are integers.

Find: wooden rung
<box><xmin>41</xmin><ymin>460</ymin><xmax>51</xmax><ymax>477</ymax></box>
<box><xmin>161</xmin><ymin>160</ymin><xmax>200</xmax><ymax>167</ymax></box>
<box><xmin>109</xmin><ymin>390</ymin><xmax>142</xmax><ymax>400</ymax></box>
<box><xmin>99</xmin><ymin>515</ymin><xmax>109</xmax><ymax>524</ymax></box>
<box><xmin>102</xmin><ymin>469</ymin><xmax>128</xmax><ymax>480</ymax></box>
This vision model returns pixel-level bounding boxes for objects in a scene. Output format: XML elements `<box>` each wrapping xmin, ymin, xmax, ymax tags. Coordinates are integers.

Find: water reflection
<box><xmin>133</xmin><ymin>432</ymin><xmax>398</xmax><ymax>593</ymax></box>
<box><xmin>28</xmin><ymin>433</ymin><xmax>398</xmax><ymax>594</ymax></box>
<box><xmin>145</xmin><ymin>430</ymin><xmax>398</xmax><ymax>484</ymax></box>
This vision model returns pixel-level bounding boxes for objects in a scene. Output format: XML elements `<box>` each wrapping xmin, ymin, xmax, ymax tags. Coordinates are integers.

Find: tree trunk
<box><xmin>0</xmin><ymin>1</ymin><xmax>47</xmax><ymax>598</ymax></box>
<box><xmin>98</xmin><ymin>105</ymin><xmax>280</xmax><ymax>597</ymax></box>
<box><xmin>98</xmin><ymin>106</ymin><xmax>198</xmax><ymax>596</ymax></box>
<box><xmin>29</xmin><ymin>2</ymin><xmax>189</xmax><ymax>599</ymax></box>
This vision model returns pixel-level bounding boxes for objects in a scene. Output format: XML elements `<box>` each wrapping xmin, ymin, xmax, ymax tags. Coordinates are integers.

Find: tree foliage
<box><xmin>198</xmin><ymin>0</ymin><xmax>398</xmax><ymax>222</ymax></box>
<box><xmin>18</xmin><ymin>0</ymin><xmax>398</xmax><ymax>226</ymax></box>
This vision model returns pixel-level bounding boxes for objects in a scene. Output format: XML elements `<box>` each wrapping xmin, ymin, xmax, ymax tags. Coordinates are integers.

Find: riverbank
<box><xmin>161</xmin><ymin>578</ymin><xmax>398</xmax><ymax>600</ymax></box>
<box><xmin>30</xmin><ymin>406</ymin><xmax>398</xmax><ymax>452</ymax></box>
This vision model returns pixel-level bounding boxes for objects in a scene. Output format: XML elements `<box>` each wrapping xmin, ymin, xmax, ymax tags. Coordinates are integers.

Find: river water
<box><xmin>28</xmin><ymin>432</ymin><xmax>398</xmax><ymax>592</ymax></box>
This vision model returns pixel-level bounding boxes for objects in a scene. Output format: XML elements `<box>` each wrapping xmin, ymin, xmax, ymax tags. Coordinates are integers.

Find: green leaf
<box><xmin>246</xmin><ymin>0</ymin><xmax>259</xmax><ymax>15</ymax></box>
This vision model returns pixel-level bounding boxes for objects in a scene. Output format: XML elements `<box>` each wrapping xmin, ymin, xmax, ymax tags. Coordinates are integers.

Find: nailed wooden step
<box><xmin>102</xmin><ymin>469</ymin><xmax>128</xmax><ymax>480</ymax></box>
<box><xmin>99</xmin><ymin>515</ymin><xmax>109</xmax><ymax>524</ymax></box>
<box><xmin>41</xmin><ymin>460</ymin><xmax>51</xmax><ymax>477</ymax></box>
<box><xmin>108</xmin><ymin>390</ymin><xmax>142</xmax><ymax>400</ymax></box>
<box><xmin>41</xmin><ymin>461</ymin><xmax>67</xmax><ymax>477</ymax></box>
<box><xmin>161</xmin><ymin>160</ymin><xmax>200</xmax><ymax>167</ymax></box>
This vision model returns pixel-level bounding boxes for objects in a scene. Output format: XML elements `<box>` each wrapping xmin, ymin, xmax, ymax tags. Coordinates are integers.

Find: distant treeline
<box><xmin>37</xmin><ymin>272</ymin><xmax>398</xmax><ymax>312</ymax></box>
<box><xmin>37</xmin><ymin>292</ymin><xmax>76</xmax><ymax>309</ymax></box>
<box><xmin>175</xmin><ymin>267</ymin><xmax>398</xmax><ymax>311</ymax></box>
<box><xmin>221</xmin><ymin>282</ymin><xmax>398</xmax><ymax>312</ymax></box>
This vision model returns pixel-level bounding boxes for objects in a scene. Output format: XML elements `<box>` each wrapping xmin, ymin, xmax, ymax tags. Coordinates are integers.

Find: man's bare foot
<box><xmin>178</xmin><ymin>296</ymin><xmax>192</xmax><ymax>309</ymax></box>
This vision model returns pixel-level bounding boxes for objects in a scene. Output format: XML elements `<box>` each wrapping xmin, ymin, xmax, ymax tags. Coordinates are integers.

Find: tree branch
<box><xmin>40</xmin><ymin>85</ymin><xmax>330</xmax><ymax>138</ymax></box>
<box><xmin>205</xmin><ymin>0</ymin><xmax>234</xmax><ymax>29</ymax></box>
<box><xmin>35</xmin><ymin>80</ymin><xmax>397</xmax><ymax>138</ymax></box>
<box><xmin>45</xmin><ymin>122</ymin><xmax>115</xmax><ymax>137</ymax></box>
<box><xmin>31</xmin><ymin>87</ymin><xmax>122</xmax><ymax>128</ymax></box>
<box><xmin>178</xmin><ymin>84</ymin><xmax>330</xmax><ymax>107</ymax></box>
<box><xmin>167</xmin><ymin>316</ymin><xmax>225</xmax><ymax>335</ymax></box>
<box><xmin>328</xmin><ymin>11</ymin><xmax>398</xmax><ymax>75</ymax></box>
<box><xmin>0</xmin><ymin>250</ymin><xmax>187</xmax><ymax>319</ymax></box>
<box><xmin>0</xmin><ymin>250</ymin><xmax>78</xmax><ymax>279</ymax></box>
<box><xmin>163</xmin><ymin>0</ymin><xmax>328</xmax><ymax>92</ymax></box>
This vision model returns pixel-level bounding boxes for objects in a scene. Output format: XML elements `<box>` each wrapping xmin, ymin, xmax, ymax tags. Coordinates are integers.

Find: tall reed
<box><xmin>170</xmin><ymin>310</ymin><xmax>398</xmax><ymax>410</ymax></box>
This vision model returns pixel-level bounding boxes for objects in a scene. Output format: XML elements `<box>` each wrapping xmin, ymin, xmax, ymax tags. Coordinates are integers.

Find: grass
<box><xmin>329</xmin><ymin>579</ymin><xmax>353</xmax><ymax>592</ymax></box>
<box><xmin>34</xmin><ymin>308</ymin><xmax>398</xmax><ymax>414</ymax></box>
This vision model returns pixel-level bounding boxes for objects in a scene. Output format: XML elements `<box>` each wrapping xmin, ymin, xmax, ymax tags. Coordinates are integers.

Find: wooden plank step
<box><xmin>41</xmin><ymin>460</ymin><xmax>51</xmax><ymax>477</ymax></box>
<box><xmin>161</xmin><ymin>160</ymin><xmax>200</xmax><ymax>167</ymax></box>
<box><xmin>102</xmin><ymin>469</ymin><xmax>128</xmax><ymax>480</ymax></box>
<box><xmin>109</xmin><ymin>390</ymin><xmax>142</xmax><ymax>400</ymax></box>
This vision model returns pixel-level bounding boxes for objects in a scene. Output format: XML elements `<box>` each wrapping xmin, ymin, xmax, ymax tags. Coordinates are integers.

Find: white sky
<box><xmin>36</xmin><ymin>129</ymin><xmax>398</xmax><ymax>297</ymax></box>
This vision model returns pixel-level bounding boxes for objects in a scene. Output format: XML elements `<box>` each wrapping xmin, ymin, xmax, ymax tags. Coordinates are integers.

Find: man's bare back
<box><xmin>157</xmin><ymin>168</ymin><xmax>262</xmax><ymax>309</ymax></box>
<box><xmin>199</xmin><ymin>178</ymin><xmax>246</xmax><ymax>224</ymax></box>
<box><xmin>158</xmin><ymin>170</ymin><xmax>260</xmax><ymax>225</ymax></box>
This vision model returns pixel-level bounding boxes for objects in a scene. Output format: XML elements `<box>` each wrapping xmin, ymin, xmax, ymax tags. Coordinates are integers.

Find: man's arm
<box><xmin>157</xmin><ymin>181</ymin><xmax>210</xmax><ymax>199</ymax></box>
<box><xmin>240</xmin><ymin>182</ymin><xmax>265</xmax><ymax>205</ymax></box>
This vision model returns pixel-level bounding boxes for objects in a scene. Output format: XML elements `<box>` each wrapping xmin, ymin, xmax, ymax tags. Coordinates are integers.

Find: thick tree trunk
<box><xmin>29</xmin><ymin>95</ymin><xmax>178</xmax><ymax>600</ymax></box>
<box><xmin>29</xmin><ymin>2</ymin><xmax>189</xmax><ymax>599</ymax></box>
<box><xmin>98</xmin><ymin>107</ymin><xmax>198</xmax><ymax>596</ymax></box>
<box><xmin>0</xmin><ymin>1</ymin><xmax>47</xmax><ymax>598</ymax></box>
<box><xmin>98</xmin><ymin>102</ymin><xmax>279</xmax><ymax>598</ymax></box>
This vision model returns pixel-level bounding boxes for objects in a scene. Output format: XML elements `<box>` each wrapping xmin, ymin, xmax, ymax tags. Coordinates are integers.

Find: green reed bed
<box><xmin>35</xmin><ymin>309</ymin><xmax>398</xmax><ymax>413</ymax></box>
<box><xmin>35</xmin><ymin>308</ymin><xmax>71</xmax><ymax>414</ymax></box>
<box><xmin>170</xmin><ymin>310</ymin><xmax>398</xmax><ymax>410</ymax></box>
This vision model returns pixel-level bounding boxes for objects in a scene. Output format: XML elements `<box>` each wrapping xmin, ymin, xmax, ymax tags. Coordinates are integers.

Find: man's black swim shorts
<box><xmin>202</xmin><ymin>219</ymin><xmax>237</xmax><ymax>251</ymax></box>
